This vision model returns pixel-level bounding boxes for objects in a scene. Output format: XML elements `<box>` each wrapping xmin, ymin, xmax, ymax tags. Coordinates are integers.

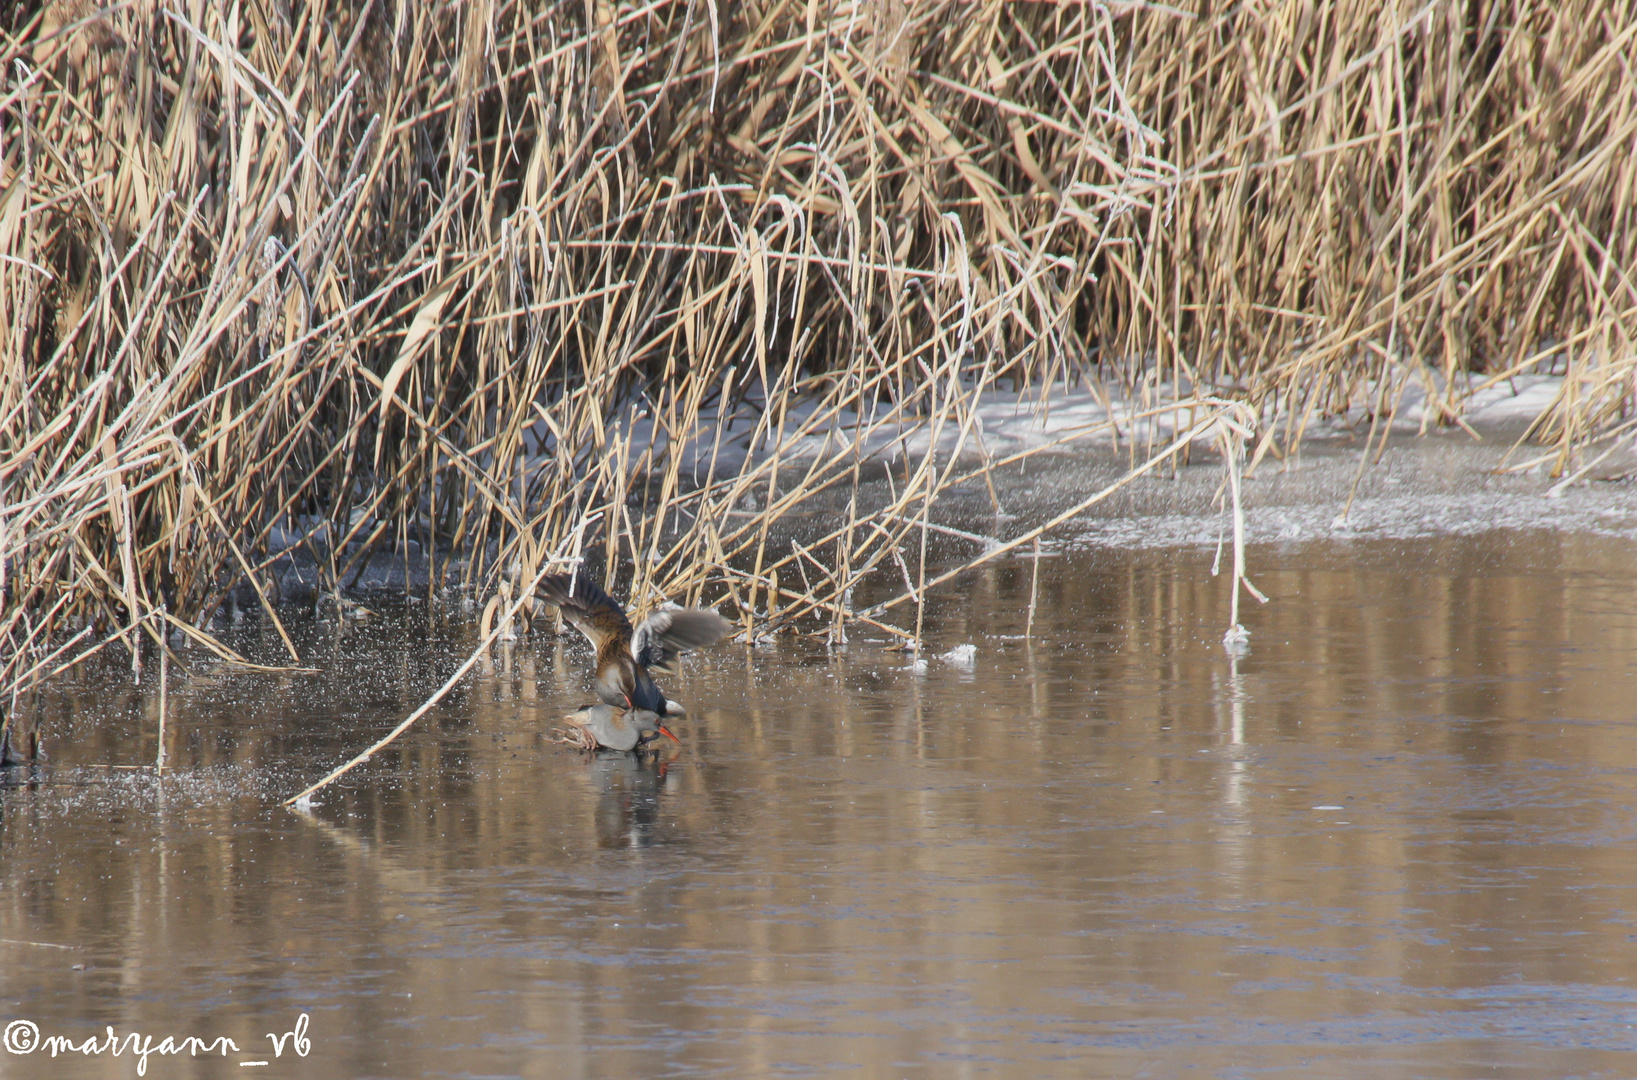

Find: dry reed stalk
<box><xmin>1026</xmin><ymin>536</ymin><xmax>1040</xmax><ymax>640</ymax></box>
<box><xmin>155</xmin><ymin>603</ymin><xmax>167</xmax><ymax>774</ymax></box>
<box><xmin>1216</xmin><ymin>418</ymin><xmax>1264</xmax><ymax>651</ymax></box>
<box><xmin>283</xmin><ymin>550</ymin><xmax>571</xmax><ymax>809</ymax></box>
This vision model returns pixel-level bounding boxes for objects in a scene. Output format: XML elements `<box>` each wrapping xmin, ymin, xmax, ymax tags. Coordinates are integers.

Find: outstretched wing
<box><xmin>538</xmin><ymin>571</ymin><xmax>632</xmax><ymax>653</ymax></box>
<box><xmin>632</xmin><ymin>607</ymin><xmax>733</xmax><ymax>672</ymax></box>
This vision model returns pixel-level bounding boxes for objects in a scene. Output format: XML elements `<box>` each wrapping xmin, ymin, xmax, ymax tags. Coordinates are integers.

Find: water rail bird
<box><xmin>538</xmin><ymin>569</ymin><xmax>732</xmax><ymax>734</ymax></box>
<box><xmin>554</xmin><ymin>703</ymin><xmax>679</xmax><ymax>752</ymax></box>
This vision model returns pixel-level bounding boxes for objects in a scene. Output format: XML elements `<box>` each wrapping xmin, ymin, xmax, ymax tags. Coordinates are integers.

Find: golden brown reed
<box><xmin>1101</xmin><ymin>0</ymin><xmax>1637</xmax><ymax>463</ymax></box>
<box><xmin>0</xmin><ymin>0</ymin><xmax>1630</xmax><ymax>715</ymax></box>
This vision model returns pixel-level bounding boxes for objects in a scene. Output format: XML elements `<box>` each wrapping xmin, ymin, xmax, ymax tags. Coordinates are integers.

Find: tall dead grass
<box><xmin>1098</xmin><ymin>0</ymin><xmax>1637</xmax><ymax>464</ymax></box>
<box><xmin>0</xmin><ymin>0</ymin><xmax>1172</xmax><ymax>710</ymax></box>
<box><xmin>0</xmin><ymin>0</ymin><xmax>1632</xmax><ymax>731</ymax></box>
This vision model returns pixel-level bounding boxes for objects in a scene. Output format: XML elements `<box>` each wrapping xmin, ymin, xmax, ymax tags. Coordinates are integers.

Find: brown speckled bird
<box><xmin>539</xmin><ymin>569</ymin><xmax>732</xmax><ymax>720</ymax></box>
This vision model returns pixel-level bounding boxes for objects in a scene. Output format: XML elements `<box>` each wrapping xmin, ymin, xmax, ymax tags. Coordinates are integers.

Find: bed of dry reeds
<box><xmin>0</xmin><ymin>0</ymin><xmax>1633</xmax><ymax>745</ymax></box>
<box><xmin>1111</xmin><ymin>0</ymin><xmax>1637</xmax><ymax>466</ymax></box>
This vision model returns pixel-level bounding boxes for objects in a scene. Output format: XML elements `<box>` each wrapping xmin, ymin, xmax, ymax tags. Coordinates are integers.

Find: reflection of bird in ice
<box><xmin>539</xmin><ymin>569</ymin><xmax>731</xmax><ymax>737</ymax></box>
<box><xmin>583</xmin><ymin>748</ymin><xmax>673</xmax><ymax>849</ymax></box>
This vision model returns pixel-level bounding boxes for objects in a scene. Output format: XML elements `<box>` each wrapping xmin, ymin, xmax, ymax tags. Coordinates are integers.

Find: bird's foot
<box><xmin>547</xmin><ymin>726</ymin><xmax>598</xmax><ymax>750</ymax></box>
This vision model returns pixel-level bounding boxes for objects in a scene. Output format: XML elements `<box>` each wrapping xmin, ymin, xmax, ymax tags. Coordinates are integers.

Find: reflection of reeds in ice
<box><xmin>1</xmin><ymin>0</ymin><xmax>1630</xmax><ymax>707</ymax></box>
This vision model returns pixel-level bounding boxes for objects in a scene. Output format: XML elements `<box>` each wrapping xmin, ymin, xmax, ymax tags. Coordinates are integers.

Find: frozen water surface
<box><xmin>4</xmin><ymin>433</ymin><xmax>1637</xmax><ymax>1079</ymax></box>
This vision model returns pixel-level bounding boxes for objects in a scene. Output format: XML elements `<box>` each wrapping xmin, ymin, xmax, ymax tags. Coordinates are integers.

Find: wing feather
<box><xmin>632</xmin><ymin>608</ymin><xmax>733</xmax><ymax>671</ymax></box>
<box><xmin>538</xmin><ymin>571</ymin><xmax>632</xmax><ymax>653</ymax></box>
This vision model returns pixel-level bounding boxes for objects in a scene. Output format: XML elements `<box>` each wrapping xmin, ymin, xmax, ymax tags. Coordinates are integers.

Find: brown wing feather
<box><xmin>538</xmin><ymin>571</ymin><xmax>633</xmax><ymax>654</ymax></box>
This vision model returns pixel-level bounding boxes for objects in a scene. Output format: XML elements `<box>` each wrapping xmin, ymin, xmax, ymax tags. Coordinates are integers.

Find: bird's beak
<box><xmin>658</xmin><ymin>726</ymin><xmax>681</xmax><ymax>744</ymax></box>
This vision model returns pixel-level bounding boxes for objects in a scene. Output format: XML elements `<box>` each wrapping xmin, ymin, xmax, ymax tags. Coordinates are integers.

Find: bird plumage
<box><xmin>557</xmin><ymin>704</ymin><xmax>678</xmax><ymax>752</ymax></box>
<box><xmin>539</xmin><ymin>569</ymin><xmax>731</xmax><ymax>717</ymax></box>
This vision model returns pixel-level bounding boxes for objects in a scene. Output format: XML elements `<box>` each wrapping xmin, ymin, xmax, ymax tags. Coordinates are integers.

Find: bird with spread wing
<box><xmin>539</xmin><ymin>569</ymin><xmax>732</xmax><ymax>749</ymax></box>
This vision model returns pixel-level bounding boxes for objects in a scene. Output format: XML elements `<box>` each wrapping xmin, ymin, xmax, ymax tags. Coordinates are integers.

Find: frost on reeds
<box><xmin>0</xmin><ymin>0</ymin><xmax>1632</xmax><ymax>708</ymax></box>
